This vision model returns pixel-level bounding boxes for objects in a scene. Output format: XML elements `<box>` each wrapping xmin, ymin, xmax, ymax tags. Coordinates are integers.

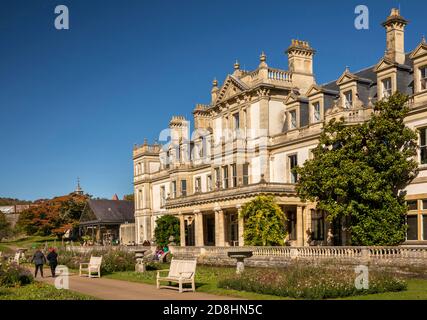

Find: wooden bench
<box><xmin>79</xmin><ymin>256</ymin><xmax>102</xmax><ymax>278</ymax></box>
<box><xmin>156</xmin><ymin>259</ymin><xmax>197</xmax><ymax>293</ymax></box>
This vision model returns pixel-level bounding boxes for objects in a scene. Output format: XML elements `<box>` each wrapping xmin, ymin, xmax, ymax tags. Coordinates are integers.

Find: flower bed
<box><xmin>217</xmin><ymin>265</ymin><xmax>407</xmax><ymax>299</ymax></box>
<box><xmin>0</xmin><ymin>263</ymin><xmax>33</xmax><ymax>287</ymax></box>
<box><xmin>58</xmin><ymin>249</ymin><xmax>136</xmax><ymax>274</ymax></box>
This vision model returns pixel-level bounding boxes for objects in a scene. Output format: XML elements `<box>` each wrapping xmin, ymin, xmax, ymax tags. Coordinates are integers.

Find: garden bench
<box><xmin>156</xmin><ymin>259</ymin><xmax>197</xmax><ymax>293</ymax></box>
<box><xmin>79</xmin><ymin>256</ymin><xmax>102</xmax><ymax>278</ymax></box>
<box><xmin>8</xmin><ymin>252</ymin><xmax>21</xmax><ymax>265</ymax></box>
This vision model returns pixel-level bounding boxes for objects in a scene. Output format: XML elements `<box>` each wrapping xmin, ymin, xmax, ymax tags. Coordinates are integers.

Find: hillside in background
<box><xmin>0</xmin><ymin>198</ymin><xmax>32</xmax><ymax>206</ymax></box>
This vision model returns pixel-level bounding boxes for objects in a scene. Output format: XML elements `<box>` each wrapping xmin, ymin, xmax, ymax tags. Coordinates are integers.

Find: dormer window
<box><xmin>344</xmin><ymin>90</ymin><xmax>353</xmax><ymax>108</ymax></box>
<box><xmin>382</xmin><ymin>77</ymin><xmax>392</xmax><ymax>98</ymax></box>
<box><xmin>312</xmin><ymin>102</ymin><xmax>321</xmax><ymax>123</ymax></box>
<box><xmin>421</xmin><ymin>66</ymin><xmax>427</xmax><ymax>91</ymax></box>
<box><xmin>289</xmin><ymin>110</ymin><xmax>297</xmax><ymax>129</ymax></box>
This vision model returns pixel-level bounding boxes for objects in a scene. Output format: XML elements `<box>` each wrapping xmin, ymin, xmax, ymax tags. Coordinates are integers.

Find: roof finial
<box><xmin>422</xmin><ymin>35</ymin><xmax>426</xmax><ymax>44</ymax></box>
<box><xmin>143</xmin><ymin>138</ymin><xmax>148</xmax><ymax>146</ymax></box>
<box><xmin>212</xmin><ymin>77</ymin><xmax>218</xmax><ymax>87</ymax></box>
<box><xmin>234</xmin><ymin>60</ymin><xmax>240</xmax><ymax>70</ymax></box>
<box><xmin>260</xmin><ymin>51</ymin><xmax>266</xmax><ymax>62</ymax></box>
<box><xmin>345</xmin><ymin>66</ymin><xmax>350</xmax><ymax>72</ymax></box>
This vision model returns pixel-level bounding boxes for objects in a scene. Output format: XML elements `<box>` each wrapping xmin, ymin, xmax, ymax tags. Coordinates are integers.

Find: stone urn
<box><xmin>227</xmin><ymin>251</ymin><xmax>253</xmax><ymax>274</ymax></box>
<box><xmin>135</xmin><ymin>249</ymin><xmax>148</xmax><ymax>273</ymax></box>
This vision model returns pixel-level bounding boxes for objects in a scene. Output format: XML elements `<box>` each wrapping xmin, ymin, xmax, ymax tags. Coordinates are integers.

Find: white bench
<box><xmin>156</xmin><ymin>259</ymin><xmax>197</xmax><ymax>293</ymax></box>
<box><xmin>79</xmin><ymin>256</ymin><xmax>102</xmax><ymax>278</ymax></box>
<box><xmin>8</xmin><ymin>252</ymin><xmax>21</xmax><ymax>265</ymax></box>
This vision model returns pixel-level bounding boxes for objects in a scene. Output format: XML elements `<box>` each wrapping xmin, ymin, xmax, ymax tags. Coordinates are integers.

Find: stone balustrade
<box><xmin>169</xmin><ymin>245</ymin><xmax>427</xmax><ymax>268</ymax></box>
<box><xmin>267</xmin><ymin>68</ymin><xmax>292</xmax><ymax>82</ymax></box>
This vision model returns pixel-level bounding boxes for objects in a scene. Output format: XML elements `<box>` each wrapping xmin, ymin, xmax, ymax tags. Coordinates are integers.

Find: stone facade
<box><xmin>133</xmin><ymin>9</ymin><xmax>427</xmax><ymax>247</ymax></box>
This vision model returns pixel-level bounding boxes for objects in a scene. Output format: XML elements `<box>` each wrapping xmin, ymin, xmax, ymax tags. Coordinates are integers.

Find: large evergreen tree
<box><xmin>295</xmin><ymin>93</ymin><xmax>418</xmax><ymax>245</ymax></box>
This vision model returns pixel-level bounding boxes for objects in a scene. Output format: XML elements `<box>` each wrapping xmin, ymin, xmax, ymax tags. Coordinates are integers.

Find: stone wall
<box><xmin>169</xmin><ymin>246</ymin><xmax>427</xmax><ymax>269</ymax></box>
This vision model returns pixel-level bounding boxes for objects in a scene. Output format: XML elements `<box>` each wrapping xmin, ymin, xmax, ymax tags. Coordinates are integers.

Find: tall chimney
<box><xmin>286</xmin><ymin>40</ymin><xmax>316</xmax><ymax>94</ymax></box>
<box><xmin>382</xmin><ymin>8</ymin><xmax>408</xmax><ymax>65</ymax></box>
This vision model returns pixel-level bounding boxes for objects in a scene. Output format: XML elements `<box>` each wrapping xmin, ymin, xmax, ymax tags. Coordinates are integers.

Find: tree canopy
<box><xmin>17</xmin><ymin>193</ymin><xmax>87</xmax><ymax>237</ymax></box>
<box><xmin>295</xmin><ymin>93</ymin><xmax>418</xmax><ymax>245</ymax></box>
<box><xmin>240</xmin><ymin>195</ymin><xmax>287</xmax><ymax>246</ymax></box>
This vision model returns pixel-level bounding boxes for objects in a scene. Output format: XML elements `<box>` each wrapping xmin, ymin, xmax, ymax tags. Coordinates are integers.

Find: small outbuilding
<box><xmin>79</xmin><ymin>199</ymin><xmax>134</xmax><ymax>245</ymax></box>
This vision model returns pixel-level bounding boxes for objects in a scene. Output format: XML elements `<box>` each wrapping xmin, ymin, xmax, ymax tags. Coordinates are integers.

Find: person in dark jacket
<box><xmin>31</xmin><ymin>249</ymin><xmax>47</xmax><ymax>278</ymax></box>
<box><xmin>46</xmin><ymin>248</ymin><xmax>58</xmax><ymax>277</ymax></box>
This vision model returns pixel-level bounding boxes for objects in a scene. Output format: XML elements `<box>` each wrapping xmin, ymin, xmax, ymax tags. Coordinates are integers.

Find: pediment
<box><xmin>306</xmin><ymin>84</ymin><xmax>323</xmax><ymax>97</ymax></box>
<box><xmin>409</xmin><ymin>42</ymin><xmax>427</xmax><ymax>60</ymax></box>
<box><xmin>284</xmin><ymin>92</ymin><xmax>300</xmax><ymax>105</ymax></box>
<box><xmin>336</xmin><ymin>70</ymin><xmax>358</xmax><ymax>85</ymax></box>
<box><xmin>374</xmin><ymin>57</ymin><xmax>397</xmax><ymax>72</ymax></box>
<box><xmin>216</xmin><ymin>75</ymin><xmax>248</xmax><ymax>103</ymax></box>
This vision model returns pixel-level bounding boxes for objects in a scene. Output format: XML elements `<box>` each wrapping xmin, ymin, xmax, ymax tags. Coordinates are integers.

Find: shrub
<box><xmin>217</xmin><ymin>264</ymin><xmax>407</xmax><ymax>299</ymax></box>
<box><xmin>0</xmin><ymin>263</ymin><xmax>33</xmax><ymax>287</ymax></box>
<box><xmin>154</xmin><ymin>215</ymin><xmax>180</xmax><ymax>247</ymax></box>
<box><xmin>57</xmin><ymin>248</ymin><xmax>136</xmax><ymax>274</ymax></box>
<box><xmin>240</xmin><ymin>196</ymin><xmax>287</xmax><ymax>246</ymax></box>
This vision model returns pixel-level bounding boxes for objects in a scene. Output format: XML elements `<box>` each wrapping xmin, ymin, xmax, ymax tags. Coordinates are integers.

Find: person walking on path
<box><xmin>46</xmin><ymin>248</ymin><xmax>58</xmax><ymax>277</ymax></box>
<box><xmin>31</xmin><ymin>249</ymin><xmax>46</xmax><ymax>278</ymax></box>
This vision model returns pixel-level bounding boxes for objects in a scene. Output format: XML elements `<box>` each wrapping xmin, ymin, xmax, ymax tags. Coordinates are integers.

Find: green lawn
<box><xmin>105</xmin><ymin>265</ymin><xmax>289</xmax><ymax>300</ymax></box>
<box><xmin>0</xmin><ymin>244</ymin><xmax>13</xmax><ymax>254</ymax></box>
<box><xmin>105</xmin><ymin>265</ymin><xmax>427</xmax><ymax>300</ymax></box>
<box><xmin>0</xmin><ymin>282</ymin><xmax>96</xmax><ymax>300</ymax></box>
<box><xmin>341</xmin><ymin>279</ymin><xmax>427</xmax><ymax>300</ymax></box>
<box><xmin>1</xmin><ymin>235</ymin><xmax>59</xmax><ymax>250</ymax></box>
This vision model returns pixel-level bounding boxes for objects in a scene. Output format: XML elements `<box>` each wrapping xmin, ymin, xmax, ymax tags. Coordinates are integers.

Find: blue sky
<box><xmin>0</xmin><ymin>0</ymin><xmax>426</xmax><ymax>200</ymax></box>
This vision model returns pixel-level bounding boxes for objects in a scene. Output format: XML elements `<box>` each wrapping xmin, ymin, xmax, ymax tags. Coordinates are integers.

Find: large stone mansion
<box><xmin>132</xmin><ymin>9</ymin><xmax>427</xmax><ymax>247</ymax></box>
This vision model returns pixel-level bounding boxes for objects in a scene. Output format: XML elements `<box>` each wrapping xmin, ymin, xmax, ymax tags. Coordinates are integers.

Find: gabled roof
<box><xmin>336</xmin><ymin>68</ymin><xmax>373</xmax><ymax>86</ymax></box>
<box><xmin>215</xmin><ymin>75</ymin><xmax>249</xmax><ymax>103</ymax></box>
<box><xmin>409</xmin><ymin>41</ymin><xmax>427</xmax><ymax>60</ymax></box>
<box><xmin>80</xmin><ymin>200</ymin><xmax>135</xmax><ymax>225</ymax></box>
<box><xmin>306</xmin><ymin>84</ymin><xmax>339</xmax><ymax>97</ymax></box>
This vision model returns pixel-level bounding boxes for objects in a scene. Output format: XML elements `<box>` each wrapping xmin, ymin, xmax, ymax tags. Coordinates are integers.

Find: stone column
<box><xmin>215</xmin><ymin>209</ymin><xmax>225</xmax><ymax>247</ymax></box>
<box><xmin>236</xmin><ymin>204</ymin><xmax>244</xmax><ymax>246</ymax></box>
<box><xmin>296</xmin><ymin>205</ymin><xmax>304</xmax><ymax>246</ymax></box>
<box><xmin>194</xmin><ymin>210</ymin><xmax>204</xmax><ymax>246</ymax></box>
<box><xmin>304</xmin><ymin>206</ymin><xmax>312</xmax><ymax>247</ymax></box>
<box><xmin>179</xmin><ymin>214</ymin><xmax>186</xmax><ymax>247</ymax></box>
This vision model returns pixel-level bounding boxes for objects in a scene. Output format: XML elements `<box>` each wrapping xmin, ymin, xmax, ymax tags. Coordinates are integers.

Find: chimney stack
<box><xmin>382</xmin><ymin>8</ymin><xmax>409</xmax><ymax>65</ymax></box>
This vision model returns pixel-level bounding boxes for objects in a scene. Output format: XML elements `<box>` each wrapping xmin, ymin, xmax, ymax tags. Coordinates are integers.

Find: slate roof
<box><xmin>80</xmin><ymin>200</ymin><xmax>135</xmax><ymax>225</ymax></box>
<box><xmin>321</xmin><ymin>53</ymin><xmax>413</xmax><ymax>94</ymax></box>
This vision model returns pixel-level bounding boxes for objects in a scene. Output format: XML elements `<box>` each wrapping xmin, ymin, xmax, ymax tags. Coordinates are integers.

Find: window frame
<box><xmin>231</xmin><ymin>164</ymin><xmax>237</xmax><ymax>187</ymax></box>
<box><xmin>343</xmin><ymin>90</ymin><xmax>353</xmax><ymax>108</ymax></box>
<box><xmin>171</xmin><ymin>181</ymin><xmax>177</xmax><ymax>199</ymax></box>
<box><xmin>312</xmin><ymin>102</ymin><xmax>321</xmax><ymax>123</ymax></box>
<box><xmin>419</xmin><ymin>127</ymin><xmax>427</xmax><ymax>165</ymax></box>
<box><xmin>288</xmin><ymin>154</ymin><xmax>298</xmax><ymax>183</ymax></box>
<box><xmin>242</xmin><ymin>163</ymin><xmax>249</xmax><ymax>185</ymax></box>
<box><xmin>289</xmin><ymin>110</ymin><xmax>297</xmax><ymax>129</ymax></box>
<box><xmin>180</xmin><ymin>179</ymin><xmax>187</xmax><ymax>197</ymax></box>
<box><xmin>421</xmin><ymin>66</ymin><xmax>427</xmax><ymax>91</ymax></box>
<box><xmin>194</xmin><ymin>177</ymin><xmax>202</xmax><ymax>193</ymax></box>
<box><xmin>382</xmin><ymin>77</ymin><xmax>392</xmax><ymax>98</ymax></box>
<box><xmin>207</xmin><ymin>175</ymin><xmax>212</xmax><ymax>192</ymax></box>
<box><xmin>222</xmin><ymin>166</ymin><xmax>229</xmax><ymax>189</ymax></box>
